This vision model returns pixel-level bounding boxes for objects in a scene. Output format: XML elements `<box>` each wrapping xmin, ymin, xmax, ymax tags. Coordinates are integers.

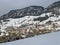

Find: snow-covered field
<box><xmin>0</xmin><ymin>31</ymin><xmax>60</xmax><ymax>45</ymax></box>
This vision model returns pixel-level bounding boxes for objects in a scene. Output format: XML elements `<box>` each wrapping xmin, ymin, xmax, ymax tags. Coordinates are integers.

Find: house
<box><xmin>45</xmin><ymin>24</ymin><xmax>53</xmax><ymax>33</ymax></box>
<box><xmin>20</xmin><ymin>29</ymin><xmax>27</xmax><ymax>38</ymax></box>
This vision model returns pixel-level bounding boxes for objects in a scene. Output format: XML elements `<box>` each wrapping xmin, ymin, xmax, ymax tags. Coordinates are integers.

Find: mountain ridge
<box><xmin>0</xmin><ymin>6</ymin><xmax>44</xmax><ymax>20</ymax></box>
<box><xmin>45</xmin><ymin>1</ymin><xmax>60</xmax><ymax>14</ymax></box>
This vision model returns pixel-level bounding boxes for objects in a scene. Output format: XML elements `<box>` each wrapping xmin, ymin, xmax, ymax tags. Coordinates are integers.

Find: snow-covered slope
<box><xmin>0</xmin><ymin>12</ymin><xmax>60</xmax><ymax>43</ymax></box>
<box><xmin>0</xmin><ymin>12</ymin><xmax>60</xmax><ymax>37</ymax></box>
<box><xmin>40</xmin><ymin>15</ymin><xmax>60</xmax><ymax>24</ymax></box>
<box><xmin>0</xmin><ymin>16</ymin><xmax>39</xmax><ymax>30</ymax></box>
<box><xmin>5</xmin><ymin>16</ymin><xmax>39</xmax><ymax>27</ymax></box>
<box><xmin>0</xmin><ymin>12</ymin><xmax>60</xmax><ymax>30</ymax></box>
<box><xmin>0</xmin><ymin>31</ymin><xmax>60</xmax><ymax>45</ymax></box>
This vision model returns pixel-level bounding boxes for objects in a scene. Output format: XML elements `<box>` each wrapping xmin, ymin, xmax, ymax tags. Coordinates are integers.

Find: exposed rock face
<box><xmin>0</xmin><ymin>6</ymin><xmax>44</xmax><ymax>20</ymax></box>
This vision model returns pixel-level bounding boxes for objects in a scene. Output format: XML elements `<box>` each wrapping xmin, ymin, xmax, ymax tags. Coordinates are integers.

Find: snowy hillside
<box><xmin>1</xmin><ymin>12</ymin><xmax>60</xmax><ymax>30</ymax></box>
<box><xmin>0</xmin><ymin>12</ymin><xmax>60</xmax><ymax>36</ymax></box>
<box><xmin>0</xmin><ymin>1</ymin><xmax>60</xmax><ymax>43</ymax></box>
<box><xmin>0</xmin><ymin>16</ymin><xmax>39</xmax><ymax>30</ymax></box>
<box><xmin>0</xmin><ymin>31</ymin><xmax>60</xmax><ymax>45</ymax></box>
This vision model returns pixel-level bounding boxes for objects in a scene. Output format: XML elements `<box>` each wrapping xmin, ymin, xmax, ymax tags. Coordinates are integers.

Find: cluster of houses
<box><xmin>0</xmin><ymin>21</ymin><xmax>60</xmax><ymax>43</ymax></box>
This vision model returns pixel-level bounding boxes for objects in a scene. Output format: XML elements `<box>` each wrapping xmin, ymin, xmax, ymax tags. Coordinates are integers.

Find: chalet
<box><xmin>45</xmin><ymin>24</ymin><xmax>53</xmax><ymax>33</ymax></box>
<box><xmin>19</xmin><ymin>29</ymin><xmax>27</xmax><ymax>38</ymax></box>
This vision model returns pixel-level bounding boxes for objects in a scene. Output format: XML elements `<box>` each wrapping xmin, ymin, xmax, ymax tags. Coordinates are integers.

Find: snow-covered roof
<box><xmin>0</xmin><ymin>31</ymin><xmax>60</xmax><ymax>45</ymax></box>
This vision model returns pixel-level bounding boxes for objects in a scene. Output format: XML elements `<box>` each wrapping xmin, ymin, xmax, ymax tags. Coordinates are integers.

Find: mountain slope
<box><xmin>0</xmin><ymin>6</ymin><xmax>44</xmax><ymax>20</ymax></box>
<box><xmin>0</xmin><ymin>1</ymin><xmax>60</xmax><ymax>43</ymax></box>
<box><xmin>0</xmin><ymin>31</ymin><xmax>60</xmax><ymax>45</ymax></box>
<box><xmin>0</xmin><ymin>16</ymin><xmax>40</xmax><ymax>30</ymax></box>
<box><xmin>45</xmin><ymin>1</ymin><xmax>60</xmax><ymax>15</ymax></box>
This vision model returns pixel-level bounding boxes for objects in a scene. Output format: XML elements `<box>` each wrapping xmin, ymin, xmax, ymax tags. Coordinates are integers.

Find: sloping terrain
<box><xmin>45</xmin><ymin>1</ymin><xmax>60</xmax><ymax>14</ymax></box>
<box><xmin>0</xmin><ymin>1</ymin><xmax>60</xmax><ymax>43</ymax></box>
<box><xmin>0</xmin><ymin>31</ymin><xmax>60</xmax><ymax>45</ymax></box>
<box><xmin>0</xmin><ymin>6</ymin><xmax>44</xmax><ymax>20</ymax></box>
